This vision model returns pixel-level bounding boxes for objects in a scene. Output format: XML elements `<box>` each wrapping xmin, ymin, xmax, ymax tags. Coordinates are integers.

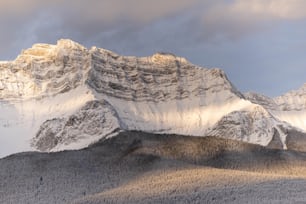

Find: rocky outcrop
<box><xmin>32</xmin><ymin>100</ymin><xmax>122</xmax><ymax>151</ymax></box>
<box><xmin>274</xmin><ymin>83</ymin><xmax>306</xmax><ymax>111</ymax></box>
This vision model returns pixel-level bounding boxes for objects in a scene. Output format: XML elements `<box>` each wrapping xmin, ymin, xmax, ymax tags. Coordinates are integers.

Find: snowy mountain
<box><xmin>1</xmin><ymin>39</ymin><xmax>306</xmax><ymax>157</ymax></box>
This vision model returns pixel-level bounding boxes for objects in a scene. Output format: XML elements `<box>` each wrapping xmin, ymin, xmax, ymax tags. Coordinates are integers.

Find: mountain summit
<box><xmin>0</xmin><ymin>39</ymin><xmax>306</xmax><ymax>157</ymax></box>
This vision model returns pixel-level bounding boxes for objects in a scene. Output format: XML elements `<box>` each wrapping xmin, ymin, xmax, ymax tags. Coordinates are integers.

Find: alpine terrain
<box><xmin>1</xmin><ymin>39</ymin><xmax>306</xmax><ymax>203</ymax></box>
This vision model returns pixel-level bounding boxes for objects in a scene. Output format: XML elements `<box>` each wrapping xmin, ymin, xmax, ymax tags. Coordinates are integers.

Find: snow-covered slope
<box><xmin>1</xmin><ymin>39</ymin><xmax>306</xmax><ymax>157</ymax></box>
<box><xmin>0</xmin><ymin>86</ymin><xmax>95</xmax><ymax>156</ymax></box>
<box><xmin>245</xmin><ymin>86</ymin><xmax>306</xmax><ymax>133</ymax></box>
<box><xmin>272</xmin><ymin>84</ymin><xmax>306</xmax><ymax>131</ymax></box>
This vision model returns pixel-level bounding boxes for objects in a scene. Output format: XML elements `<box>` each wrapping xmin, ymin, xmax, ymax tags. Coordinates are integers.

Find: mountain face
<box><xmin>1</xmin><ymin>39</ymin><xmax>306</xmax><ymax>157</ymax></box>
<box><xmin>88</xmin><ymin>47</ymin><xmax>243</xmax><ymax>103</ymax></box>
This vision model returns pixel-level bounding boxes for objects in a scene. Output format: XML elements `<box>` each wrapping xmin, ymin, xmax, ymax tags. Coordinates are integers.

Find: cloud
<box><xmin>0</xmin><ymin>0</ymin><xmax>199</xmax><ymax>23</ymax></box>
<box><xmin>0</xmin><ymin>0</ymin><xmax>201</xmax><ymax>60</ymax></box>
<box><xmin>196</xmin><ymin>0</ymin><xmax>306</xmax><ymax>40</ymax></box>
<box><xmin>228</xmin><ymin>0</ymin><xmax>306</xmax><ymax>19</ymax></box>
<box><xmin>202</xmin><ymin>0</ymin><xmax>306</xmax><ymax>21</ymax></box>
<box><xmin>2</xmin><ymin>0</ymin><xmax>305</xmax><ymax>52</ymax></box>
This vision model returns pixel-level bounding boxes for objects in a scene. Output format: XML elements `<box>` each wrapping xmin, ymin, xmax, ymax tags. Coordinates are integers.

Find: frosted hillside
<box><xmin>1</xmin><ymin>39</ymin><xmax>306</xmax><ymax>157</ymax></box>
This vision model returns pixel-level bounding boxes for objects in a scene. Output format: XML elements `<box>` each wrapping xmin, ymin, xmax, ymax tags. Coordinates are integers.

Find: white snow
<box><xmin>0</xmin><ymin>86</ymin><xmax>95</xmax><ymax>157</ymax></box>
<box><xmin>101</xmin><ymin>95</ymin><xmax>252</xmax><ymax>136</ymax></box>
<box><xmin>272</xmin><ymin>110</ymin><xmax>306</xmax><ymax>132</ymax></box>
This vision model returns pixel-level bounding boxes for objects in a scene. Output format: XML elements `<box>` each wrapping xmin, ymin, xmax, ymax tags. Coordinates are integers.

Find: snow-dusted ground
<box><xmin>2</xmin><ymin>132</ymin><xmax>306</xmax><ymax>204</ymax></box>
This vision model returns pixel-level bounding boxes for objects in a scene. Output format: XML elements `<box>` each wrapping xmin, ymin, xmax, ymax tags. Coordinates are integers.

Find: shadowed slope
<box><xmin>2</xmin><ymin>131</ymin><xmax>306</xmax><ymax>203</ymax></box>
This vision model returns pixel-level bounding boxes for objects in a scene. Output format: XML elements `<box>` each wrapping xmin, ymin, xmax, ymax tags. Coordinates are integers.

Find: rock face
<box><xmin>1</xmin><ymin>39</ymin><xmax>306</xmax><ymax>157</ymax></box>
<box><xmin>0</xmin><ymin>40</ymin><xmax>90</xmax><ymax>99</ymax></box>
<box><xmin>88</xmin><ymin>48</ymin><xmax>242</xmax><ymax>103</ymax></box>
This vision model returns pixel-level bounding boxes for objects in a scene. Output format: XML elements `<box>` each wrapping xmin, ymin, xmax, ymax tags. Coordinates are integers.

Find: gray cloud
<box><xmin>223</xmin><ymin>0</ymin><xmax>306</xmax><ymax>19</ymax></box>
<box><xmin>0</xmin><ymin>0</ymin><xmax>200</xmax><ymax>59</ymax></box>
<box><xmin>0</xmin><ymin>0</ymin><xmax>199</xmax><ymax>23</ymax></box>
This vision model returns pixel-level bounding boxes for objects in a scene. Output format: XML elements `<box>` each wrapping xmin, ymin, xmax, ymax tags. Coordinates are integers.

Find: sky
<box><xmin>0</xmin><ymin>0</ymin><xmax>306</xmax><ymax>97</ymax></box>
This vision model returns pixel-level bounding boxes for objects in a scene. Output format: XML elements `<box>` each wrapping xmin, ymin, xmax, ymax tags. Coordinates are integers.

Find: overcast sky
<box><xmin>1</xmin><ymin>0</ymin><xmax>306</xmax><ymax>96</ymax></box>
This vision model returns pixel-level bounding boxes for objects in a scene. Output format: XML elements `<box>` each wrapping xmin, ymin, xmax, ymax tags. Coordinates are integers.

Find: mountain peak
<box><xmin>15</xmin><ymin>39</ymin><xmax>86</xmax><ymax>62</ymax></box>
<box><xmin>151</xmin><ymin>52</ymin><xmax>188</xmax><ymax>64</ymax></box>
<box><xmin>18</xmin><ymin>43</ymin><xmax>54</xmax><ymax>59</ymax></box>
<box><xmin>0</xmin><ymin>39</ymin><xmax>90</xmax><ymax>99</ymax></box>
